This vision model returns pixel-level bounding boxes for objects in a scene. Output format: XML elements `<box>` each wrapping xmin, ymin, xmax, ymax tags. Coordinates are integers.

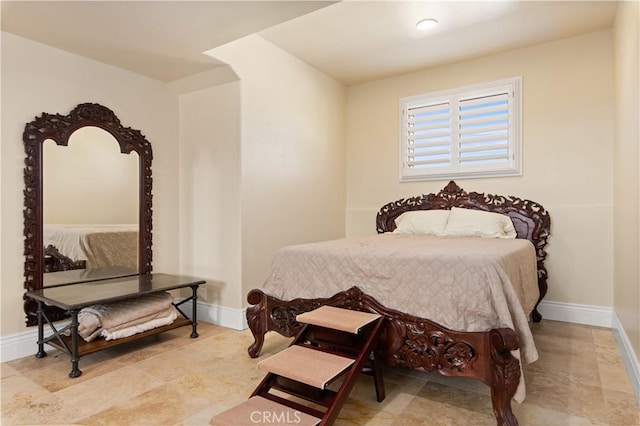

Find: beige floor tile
<box><xmin>531</xmin><ymin>320</ymin><xmax>596</xmax><ymax>342</ymax></box>
<box><xmin>339</xmin><ymin>367</ymin><xmax>428</xmax><ymax>416</ymax></box>
<box><xmin>391</xmin><ymin>380</ymin><xmax>495</xmax><ymax>425</ymax></box>
<box><xmin>5</xmin><ymin>348</ymin><xmax>70</xmax><ymax>374</ymax></box>
<box><xmin>55</xmin><ymin>365</ymin><xmax>165</xmax><ymax>421</ymax></box>
<box><xmin>592</xmin><ymin>327</ymin><xmax>618</xmax><ymax>347</ymax></box>
<box><xmin>336</xmin><ymin>401</ymin><xmax>398</xmax><ymax>425</ymax></box>
<box><xmin>512</xmin><ymin>403</ymin><xmax>602</xmax><ymax>426</ymax></box>
<box><xmin>130</xmin><ymin>337</ymin><xmax>246</xmax><ymax>382</ymax></box>
<box><xmin>422</xmin><ymin>371</ymin><xmax>491</xmax><ymax>396</ymax></box>
<box><xmin>180</xmin><ymin>396</ymin><xmax>249</xmax><ymax>426</ymax></box>
<box><xmin>1</xmin><ymin>390</ymin><xmax>80</xmax><ymax>425</ymax></box>
<box><xmin>77</xmin><ymin>385</ymin><xmax>210</xmax><ymax>426</ymax></box>
<box><xmin>533</xmin><ymin>346</ymin><xmax>601</xmax><ymax>388</ymax></box>
<box><xmin>0</xmin><ymin>363</ymin><xmax>21</xmax><ymax>379</ymax></box>
<box><xmin>596</xmin><ymin>341</ymin><xmax>628</xmax><ymax>367</ymax></box>
<box><xmin>532</xmin><ymin>333</ymin><xmax>598</xmax><ymax>361</ymax></box>
<box><xmin>16</xmin><ymin>352</ymin><xmax>129</xmax><ymax>393</ymax></box>
<box><xmin>1</xmin><ymin>372</ymin><xmax>51</xmax><ymax>414</ymax></box>
<box><xmin>524</xmin><ymin>363</ymin><xmax>610</xmax><ymax>423</ymax></box>
<box><xmin>602</xmin><ymin>389</ymin><xmax>640</xmax><ymax>425</ymax></box>
<box><xmin>598</xmin><ymin>361</ymin><xmax>636</xmax><ymax>395</ymax></box>
<box><xmin>166</xmin><ymin>355</ymin><xmax>265</xmax><ymax>401</ymax></box>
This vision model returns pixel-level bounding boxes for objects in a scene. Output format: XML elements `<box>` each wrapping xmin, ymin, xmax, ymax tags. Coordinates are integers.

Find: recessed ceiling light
<box><xmin>416</xmin><ymin>18</ymin><xmax>439</xmax><ymax>31</ymax></box>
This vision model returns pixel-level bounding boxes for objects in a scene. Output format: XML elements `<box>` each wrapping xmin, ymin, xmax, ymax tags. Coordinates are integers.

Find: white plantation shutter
<box><xmin>406</xmin><ymin>101</ymin><xmax>451</xmax><ymax>168</ymax></box>
<box><xmin>400</xmin><ymin>77</ymin><xmax>522</xmax><ymax>181</ymax></box>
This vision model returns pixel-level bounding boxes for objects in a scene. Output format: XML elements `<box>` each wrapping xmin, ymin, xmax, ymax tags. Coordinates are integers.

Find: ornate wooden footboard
<box><xmin>246</xmin><ymin>287</ymin><xmax>521</xmax><ymax>426</ymax></box>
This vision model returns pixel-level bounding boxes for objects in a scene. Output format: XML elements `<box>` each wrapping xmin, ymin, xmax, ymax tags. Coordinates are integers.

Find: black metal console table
<box><xmin>26</xmin><ymin>273</ymin><xmax>205</xmax><ymax>378</ymax></box>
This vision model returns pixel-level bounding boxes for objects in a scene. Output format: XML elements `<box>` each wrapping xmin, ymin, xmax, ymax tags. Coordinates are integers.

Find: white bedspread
<box><xmin>261</xmin><ymin>233</ymin><xmax>539</xmax><ymax>401</ymax></box>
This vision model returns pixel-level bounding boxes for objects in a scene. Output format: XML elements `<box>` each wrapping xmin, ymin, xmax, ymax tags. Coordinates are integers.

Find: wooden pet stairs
<box><xmin>210</xmin><ymin>306</ymin><xmax>386</xmax><ymax>426</ymax></box>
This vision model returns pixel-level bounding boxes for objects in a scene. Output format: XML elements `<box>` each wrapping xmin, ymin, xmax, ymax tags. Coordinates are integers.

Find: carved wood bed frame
<box><xmin>245</xmin><ymin>181</ymin><xmax>551</xmax><ymax>426</ymax></box>
<box><xmin>43</xmin><ymin>245</ymin><xmax>86</xmax><ymax>273</ymax></box>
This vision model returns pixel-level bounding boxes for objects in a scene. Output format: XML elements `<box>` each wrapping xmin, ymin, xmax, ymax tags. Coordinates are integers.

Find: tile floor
<box><xmin>1</xmin><ymin>320</ymin><xmax>639</xmax><ymax>425</ymax></box>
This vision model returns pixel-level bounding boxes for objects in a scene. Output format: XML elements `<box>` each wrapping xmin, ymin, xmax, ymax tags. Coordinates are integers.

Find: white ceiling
<box><xmin>259</xmin><ymin>1</ymin><xmax>618</xmax><ymax>85</ymax></box>
<box><xmin>0</xmin><ymin>1</ymin><xmax>334</xmax><ymax>82</ymax></box>
<box><xmin>1</xmin><ymin>1</ymin><xmax>618</xmax><ymax>86</ymax></box>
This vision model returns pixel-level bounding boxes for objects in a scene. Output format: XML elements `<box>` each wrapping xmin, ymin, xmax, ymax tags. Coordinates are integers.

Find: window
<box><xmin>400</xmin><ymin>77</ymin><xmax>522</xmax><ymax>181</ymax></box>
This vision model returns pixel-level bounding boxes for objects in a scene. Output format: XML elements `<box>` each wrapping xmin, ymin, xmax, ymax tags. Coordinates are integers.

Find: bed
<box><xmin>43</xmin><ymin>224</ymin><xmax>138</xmax><ymax>272</ymax></box>
<box><xmin>245</xmin><ymin>181</ymin><xmax>551</xmax><ymax>426</ymax></box>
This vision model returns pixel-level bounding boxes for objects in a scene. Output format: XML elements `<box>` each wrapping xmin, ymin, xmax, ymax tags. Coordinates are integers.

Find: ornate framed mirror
<box><xmin>23</xmin><ymin>103</ymin><xmax>153</xmax><ymax>326</ymax></box>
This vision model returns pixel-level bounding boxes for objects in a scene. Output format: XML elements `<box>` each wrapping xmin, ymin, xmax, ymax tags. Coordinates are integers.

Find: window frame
<box><xmin>399</xmin><ymin>77</ymin><xmax>522</xmax><ymax>182</ymax></box>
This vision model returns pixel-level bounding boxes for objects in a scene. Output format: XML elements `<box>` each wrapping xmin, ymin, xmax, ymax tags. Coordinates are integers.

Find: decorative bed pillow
<box><xmin>393</xmin><ymin>210</ymin><xmax>450</xmax><ymax>236</ymax></box>
<box><xmin>443</xmin><ymin>207</ymin><xmax>517</xmax><ymax>239</ymax></box>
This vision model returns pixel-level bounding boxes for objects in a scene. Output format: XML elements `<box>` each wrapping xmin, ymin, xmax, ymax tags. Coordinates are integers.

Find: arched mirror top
<box><xmin>23</xmin><ymin>103</ymin><xmax>153</xmax><ymax>326</ymax></box>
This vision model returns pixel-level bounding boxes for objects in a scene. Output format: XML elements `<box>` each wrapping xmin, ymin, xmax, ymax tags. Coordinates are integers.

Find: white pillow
<box><xmin>393</xmin><ymin>210</ymin><xmax>450</xmax><ymax>236</ymax></box>
<box><xmin>443</xmin><ymin>207</ymin><xmax>517</xmax><ymax>239</ymax></box>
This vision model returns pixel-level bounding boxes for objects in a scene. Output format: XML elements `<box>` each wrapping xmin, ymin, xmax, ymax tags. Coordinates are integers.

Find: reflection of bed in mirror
<box><xmin>43</xmin><ymin>224</ymin><xmax>138</xmax><ymax>273</ymax></box>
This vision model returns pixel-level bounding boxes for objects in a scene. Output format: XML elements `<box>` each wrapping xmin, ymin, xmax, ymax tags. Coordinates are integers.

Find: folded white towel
<box><xmin>76</xmin><ymin>291</ymin><xmax>175</xmax><ymax>342</ymax></box>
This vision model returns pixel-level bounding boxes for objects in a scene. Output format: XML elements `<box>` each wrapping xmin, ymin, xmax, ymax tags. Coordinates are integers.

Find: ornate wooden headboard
<box><xmin>376</xmin><ymin>181</ymin><xmax>551</xmax><ymax>322</ymax></box>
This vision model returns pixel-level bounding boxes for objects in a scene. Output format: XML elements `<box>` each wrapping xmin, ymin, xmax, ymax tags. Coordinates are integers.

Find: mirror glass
<box><xmin>42</xmin><ymin>127</ymin><xmax>139</xmax><ymax>286</ymax></box>
<box><xmin>24</xmin><ymin>102</ymin><xmax>153</xmax><ymax>325</ymax></box>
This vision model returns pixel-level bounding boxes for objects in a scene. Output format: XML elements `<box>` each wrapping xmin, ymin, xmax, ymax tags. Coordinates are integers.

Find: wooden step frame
<box><xmin>250</xmin><ymin>311</ymin><xmax>386</xmax><ymax>426</ymax></box>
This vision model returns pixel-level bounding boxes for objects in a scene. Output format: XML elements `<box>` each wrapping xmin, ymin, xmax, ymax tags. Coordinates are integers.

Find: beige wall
<box><xmin>176</xmin><ymin>79</ymin><xmax>243</xmax><ymax>308</ymax></box>
<box><xmin>346</xmin><ymin>30</ymin><xmax>615</xmax><ymax>307</ymax></box>
<box><xmin>207</xmin><ymin>35</ymin><xmax>347</xmax><ymax>305</ymax></box>
<box><xmin>613</xmin><ymin>1</ymin><xmax>640</xmax><ymax>358</ymax></box>
<box><xmin>0</xmin><ymin>33</ymin><xmax>180</xmax><ymax>335</ymax></box>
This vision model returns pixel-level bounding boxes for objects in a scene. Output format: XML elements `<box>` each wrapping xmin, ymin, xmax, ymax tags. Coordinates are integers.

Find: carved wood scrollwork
<box><xmin>376</xmin><ymin>181</ymin><xmax>551</xmax><ymax>322</ymax></box>
<box><xmin>489</xmin><ymin>329</ymin><xmax>521</xmax><ymax>426</ymax></box>
<box><xmin>43</xmin><ymin>245</ymin><xmax>86</xmax><ymax>273</ymax></box>
<box><xmin>386</xmin><ymin>320</ymin><xmax>477</xmax><ymax>371</ymax></box>
<box><xmin>23</xmin><ymin>103</ymin><xmax>153</xmax><ymax>326</ymax></box>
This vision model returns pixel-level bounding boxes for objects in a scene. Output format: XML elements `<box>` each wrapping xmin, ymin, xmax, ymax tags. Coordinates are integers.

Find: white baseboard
<box><xmin>0</xmin><ymin>327</ymin><xmax>41</xmax><ymax>364</ymax></box>
<box><xmin>537</xmin><ymin>300</ymin><xmax>613</xmax><ymax>328</ymax></box>
<box><xmin>0</xmin><ymin>301</ymin><xmax>246</xmax><ymax>363</ymax></box>
<box><xmin>612</xmin><ymin>312</ymin><xmax>640</xmax><ymax>404</ymax></box>
<box><xmin>178</xmin><ymin>300</ymin><xmax>247</xmax><ymax>331</ymax></box>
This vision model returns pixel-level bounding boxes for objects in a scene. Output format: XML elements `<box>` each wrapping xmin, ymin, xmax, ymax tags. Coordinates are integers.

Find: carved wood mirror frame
<box><xmin>23</xmin><ymin>103</ymin><xmax>153</xmax><ymax>326</ymax></box>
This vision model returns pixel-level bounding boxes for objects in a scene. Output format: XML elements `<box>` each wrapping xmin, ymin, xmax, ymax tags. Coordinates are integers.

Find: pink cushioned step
<box><xmin>296</xmin><ymin>306</ymin><xmax>381</xmax><ymax>334</ymax></box>
<box><xmin>257</xmin><ymin>345</ymin><xmax>354</xmax><ymax>389</ymax></box>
